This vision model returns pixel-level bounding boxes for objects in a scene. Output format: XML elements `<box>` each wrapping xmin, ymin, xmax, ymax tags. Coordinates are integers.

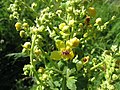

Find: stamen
<box><xmin>62</xmin><ymin>50</ymin><xmax>70</xmax><ymax>55</ymax></box>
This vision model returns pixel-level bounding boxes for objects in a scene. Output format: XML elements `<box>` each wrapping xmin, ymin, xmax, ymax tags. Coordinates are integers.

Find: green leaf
<box><xmin>58</xmin><ymin>60</ymin><xmax>64</xmax><ymax>69</ymax></box>
<box><xmin>66</xmin><ymin>68</ymin><xmax>76</xmax><ymax>77</ymax></box>
<box><xmin>5</xmin><ymin>52</ymin><xmax>28</xmax><ymax>60</ymax></box>
<box><xmin>66</xmin><ymin>76</ymin><xmax>77</xmax><ymax>90</ymax></box>
<box><xmin>54</xmin><ymin>81</ymin><xmax>61</xmax><ymax>87</ymax></box>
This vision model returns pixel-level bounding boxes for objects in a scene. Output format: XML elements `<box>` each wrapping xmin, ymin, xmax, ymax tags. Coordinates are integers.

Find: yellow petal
<box><xmin>55</xmin><ymin>40</ymin><xmax>65</xmax><ymax>49</ymax></box>
<box><xmin>50</xmin><ymin>51</ymin><xmax>61</xmax><ymax>60</ymax></box>
<box><xmin>60</xmin><ymin>47</ymin><xmax>74</xmax><ymax>60</ymax></box>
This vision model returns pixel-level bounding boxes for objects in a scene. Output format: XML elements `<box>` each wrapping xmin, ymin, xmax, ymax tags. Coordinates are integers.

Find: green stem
<box><xmin>71</xmin><ymin>26</ymin><xmax>74</xmax><ymax>38</ymax></box>
<box><xmin>32</xmin><ymin>66</ymin><xmax>44</xmax><ymax>85</ymax></box>
<box><xmin>48</xmin><ymin>68</ymin><xmax>63</xmax><ymax>75</ymax></box>
<box><xmin>90</xmin><ymin>61</ymin><xmax>104</xmax><ymax>71</ymax></box>
<box><xmin>62</xmin><ymin>76</ymin><xmax>67</xmax><ymax>90</ymax></box>
<box><xmin>30</xmin><ymin>34</ymin><xmax>43</xmax><ymax>85</ymax></box>
<box><xmin>30</xmin><ymin>34</ymin><xmax>37</xmax><ymax>65</ymax></box>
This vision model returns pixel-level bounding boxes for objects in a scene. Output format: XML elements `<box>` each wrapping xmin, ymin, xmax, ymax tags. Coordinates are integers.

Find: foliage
<box><xmin>9</xmin><ymin>0</ymin><xmax>120</xmax><ymax>90</ymax></box>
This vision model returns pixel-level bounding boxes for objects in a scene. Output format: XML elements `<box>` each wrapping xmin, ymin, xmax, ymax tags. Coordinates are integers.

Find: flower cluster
<box><xmin>11</xmin><ymin>0</ymin><xmax>119</xmax><ymax>90</ymax></box>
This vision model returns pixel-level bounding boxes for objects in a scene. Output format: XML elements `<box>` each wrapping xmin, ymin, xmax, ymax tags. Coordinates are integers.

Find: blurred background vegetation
<box><xmin>0</xmin><ymin>0</ymin><xmax>29</xmax><ymax>89</ymax></box>
<box><xmin>0</xmin><ymin>0</ymin><xmax>120</xmax><ymax>90</ymax></box>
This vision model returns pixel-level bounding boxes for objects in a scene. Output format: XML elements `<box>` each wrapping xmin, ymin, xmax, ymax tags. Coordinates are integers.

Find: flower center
<box><xmin>62</xmin><ymin>50</ymin><xmax>70</xmax><ymax>55</ymax></box>
<box><xmin>83</xmin><ymin>58</ymin><xmax>87</xmax><ymax>62</ymax></box>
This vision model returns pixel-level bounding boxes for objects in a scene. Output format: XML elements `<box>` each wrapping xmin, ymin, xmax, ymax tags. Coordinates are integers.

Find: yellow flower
<box><xmin>60</xmin><ymin>46</ymin><xmax>74</xmax><ymax>60</ymax></box>
<box><xmin>50</xmin><ymin>39</ymin><xmax>75</xmax><ymax>60</ymax></box>
<box><xmin>50</xmin><ymin>46</ymin><xmax>74</xmax><ymax>60</ymax></box>
<box><xmin>50</xmin><ymin>40</ymin><xmax>64</xmax><ymax>60</ymax></box>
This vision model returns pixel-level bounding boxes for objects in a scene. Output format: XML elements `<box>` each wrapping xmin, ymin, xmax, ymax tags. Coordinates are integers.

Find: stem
<box><xmin>30</xmin><ymin>34</ymin><xmax>43</xmax><ymax>85</ymax></box>
<box><xmin>32</xmin><ymin>66</ymin><xmax>44</xmax><ymax>85</ymax></box>
<box><xmin>48</xmin><ymin>68</ymin><xmax>63</xmax><ymax>75</ymax></box>
<box><xmin>71</xmin><ymin>26</ymin><xmax>74</xmax><ymax>38</ymax></box>
<box><xmin>30</xmin><ymin>34</ymin><xmax>37</xmax><ymax>65</ymax></box>
<box><xmin>62</xmin><ymin>76</ymin><xmax>67</xmax><ymax>90</ymax></box>
<box><xmin>90</xmin><ymin>61</ymin><xmax>104</xmax><ymax>71</ymax></box>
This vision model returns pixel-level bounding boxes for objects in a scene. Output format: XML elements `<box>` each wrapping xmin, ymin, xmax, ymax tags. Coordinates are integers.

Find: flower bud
<box><xmin>15</xmin><ymin>22</ymin><xmax>22</xmax><ymax>31</ymax></box>
<box><xmin>108</xmin><ymin>85</ymin><xmax>114</xmax><ymax>90</ymax></box>
<box><xmin>32</xmin><ymin>28</ymin><xmax>39</xmax><ymax>33</ymax></box>
<box><xmin>62</xmin><ymin>25</ymin><xmax>69</xmax><ymax>32</ymax></box>
<box><xmin>95</xmin><ymin>18</ymin><xmax>102</xmax><ymax>25</ymax></box>
<box><xmin>59</xmin><ymin>23</ymin><xmax>66</xmax><ymax>30</ymax></box>
<box><xmin>110</xmin><ymin>67</ymin><xmax>114</xmax><ymax>73</ymax></box>
<box><xmin>23</xmin><ymin>23</ymin><xmax>29</xmax><ymax>29</ymax></box>
<box><xmin>38</xmin><ymin>67</ymin><xmax>44</xmax><ymax>73</ymax></box>
<box><xmin>23</xmin><ymin>42</ymin><xmax>31</xmax><ymax>49</ymax></box>
<box><xmin>112</xmin><ymin>74</ymin><xmax>118</xmax><ymax>81</ymax></box>
<box><xmin>68</xmin><ymin>20</ymin><xmax>75</xmax><ymax>26</ymax></box>
<box><xmin>76</xmin><ymin>61</ymin><xmax>83</xmax><ymax>71</ymax></box>
<box><xmin>79</xmin><ymin>23</ymin><xmax>83</xmax><ymax>28</ymax></box>
<box><xmin>66</xmin><ymin>7</ymin><xmax>73</xmax><ymax>12</ymax></box>
<box><xmin>111</xmin><ymin>16</ymin><xmax>116</xmax><ymax>21</ymax></box>
<box><xmin>83</xmin><ymin>32</ymin><xmax>88</xmax><ymax>38</ymax></box>
<box><xmin>19</xmin><ymin>30</ymin><xmax>26</xmax><ymax>38</ymax></box>
<box><xmin>34</xmin><ymin>49</ymin><xmax>41</xmax><ymax>55</ymax></box>
<box><xmin>42</xmin><ymin>74</ymin><xmax>48</xmax><ymax>80</ymax></box>
<box><xmin>69</xmin><ymin>37</ymin><xmax>80</xmax><ymax>47</ymax></box>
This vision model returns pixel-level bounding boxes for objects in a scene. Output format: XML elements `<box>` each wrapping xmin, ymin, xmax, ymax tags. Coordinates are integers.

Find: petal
<box><xmin>50</xmin><ymin>51</ymin><xmax>61</xmax><ymax>60</ymax></box>
<box><xmin>55</xmin><ymin>40</ymin><xmax>65</xmax><ymax>49</ymax></box>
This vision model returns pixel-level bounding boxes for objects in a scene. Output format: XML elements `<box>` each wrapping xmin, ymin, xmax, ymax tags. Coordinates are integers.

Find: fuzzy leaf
<box><xmin>66</xmin><ymin>76</ymin><xmax>77</xmax><ymax>90</ymax></box>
